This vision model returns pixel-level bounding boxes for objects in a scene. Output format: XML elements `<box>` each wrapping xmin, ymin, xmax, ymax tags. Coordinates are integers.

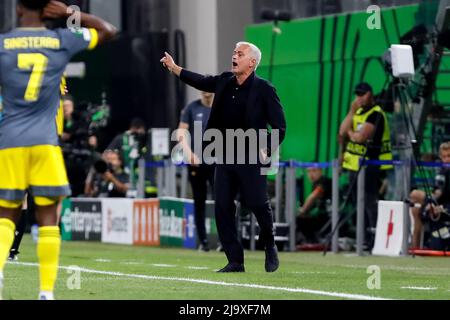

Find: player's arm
<box><xmin>43</xmin><ymin>1</ymin><xmax>117</xmax><ymax>45</ymax></box>
<box><xmin>177</xmin><ymin>122</ymin><xmax>200</xmax><ymax>166</ymax></box>
<box><xmin>177</xmin><ymin>122</ymin><xmax>191</xmax><ymax>150</ymax></box>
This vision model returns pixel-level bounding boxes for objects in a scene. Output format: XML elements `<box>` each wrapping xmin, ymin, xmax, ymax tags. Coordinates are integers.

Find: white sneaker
<box><xmin>0</xmin><ymin>272</ymin><xmax>3</xmax><ymax>300</ymax></box>
<box><xmin>38</xmin><ymin>291</ymin><xmax>55</xmax><ymax>300</ymax></box>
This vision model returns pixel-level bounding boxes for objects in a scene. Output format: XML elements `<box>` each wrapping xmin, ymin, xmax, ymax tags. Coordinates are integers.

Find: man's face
<box><xmin>201</xmin><ymin>91</ymin><xmax>214</xmax><ymax>101</ymax></box>
<box><xmin>109</xmin><ymin>153</ymin><xmax>121</xmax><ymax>170</ymax></box>
<box><xmin>232</xmin><ymin>45</ymin><xmax>256</xmax><ymax>75</ymax></box>
<box><xmin>104</xmin><ymin>151</ymin><xmax>122</xmax><ymax>170</ymax></box>
<box><xmin>440</xmin><ymin>149</ymin><xmax>450</xmax><ymax>163</ymax></box>
<box><xmin>307</xmin><ymin>168</ymin><xmax>322</xmax><ymax>183</ymax></box>
<box><xmin>355</xmin><ymin>92</ymin><xmax>372</xmax><ymax>108</ymax></box>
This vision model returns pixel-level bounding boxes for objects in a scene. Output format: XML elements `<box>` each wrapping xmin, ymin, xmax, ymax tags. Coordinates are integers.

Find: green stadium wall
<box><xmin>246</xmin><ymin>4</ymin><xmax>432</xmax><ymax>163</ymax></box>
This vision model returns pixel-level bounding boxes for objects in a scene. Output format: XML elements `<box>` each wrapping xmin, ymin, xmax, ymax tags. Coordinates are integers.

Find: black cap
<box><xmin>354</xmin><ymin>82</ymin><xmax>373</xmax><ymax>96</ymax></box>
<box><xmin>130</xmin><ymin>117</ymin><xmax>146</xmax><ymax>130</ymax></box>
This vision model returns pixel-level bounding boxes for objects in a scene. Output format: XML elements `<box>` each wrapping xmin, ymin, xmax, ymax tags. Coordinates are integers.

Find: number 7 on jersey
<box><xmin>17</xmin><ymin>53</ymin><xmax>49</xmax><ymax>102</ymax></box>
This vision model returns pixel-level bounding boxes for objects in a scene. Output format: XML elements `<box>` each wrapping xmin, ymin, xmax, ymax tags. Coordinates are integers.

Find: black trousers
<box><xmin>349</xmin><ymin>166</ymin><xmax>380</xmax><ymax>248</ymax></box>
<box><xmin>188</xmin><ymin>164</ymin><xmax>215</xmax><ymax>245</ymax></box>
<box><xmin>215</xmin><ymin>164</ymin><xmax>275</xmax><ymax>264</ymax></box>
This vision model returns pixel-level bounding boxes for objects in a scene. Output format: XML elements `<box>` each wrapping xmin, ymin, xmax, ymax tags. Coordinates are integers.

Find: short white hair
<box><xmin>236</xmin><ymin>41</ymin><xmax>262</xmax><ymax>71</ymax></box>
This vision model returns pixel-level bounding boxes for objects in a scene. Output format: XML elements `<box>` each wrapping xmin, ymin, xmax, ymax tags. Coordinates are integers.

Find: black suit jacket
<box><xmin>179</xmin><ymin>70</ymin><xmax>287</xmax><ymax>154</ymax></box>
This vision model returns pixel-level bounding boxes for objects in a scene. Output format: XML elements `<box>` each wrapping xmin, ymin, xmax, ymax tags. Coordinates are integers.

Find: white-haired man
<box><xmin>161</xmin><ymin>42</ymin><xmax>286</xmax><ymax>272</ymax></box>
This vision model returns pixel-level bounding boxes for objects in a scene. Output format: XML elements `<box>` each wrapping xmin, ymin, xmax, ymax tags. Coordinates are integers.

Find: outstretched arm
<box><xmin>177</xmin><ymin>122</ymin><xmax>200</xmax><ymax>166</ymax></box>
<box><xmin>43</xmin><ymin>1</ymin><xmax>117</xmax><ymax>45</ymax></box>
<box><xmin>160</xmin><ymin>52</ymin><xmax>220</xmax><ymax>92</ymax></box>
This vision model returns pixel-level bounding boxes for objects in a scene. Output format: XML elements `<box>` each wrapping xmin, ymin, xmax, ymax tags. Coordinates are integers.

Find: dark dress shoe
<box><xmin>198</xmin><ymin>243</ymin><xmax>210</xmax><ymax>252</ymax></box>
<box><xmin>265</xmin><ymin>245</ymin><xmax>279</xmax><ymax>272</ymax></box>
<box><xmin>217</xmin><ymin>263</ymin><xmax>245</xmax><ymax>273</ymax></box>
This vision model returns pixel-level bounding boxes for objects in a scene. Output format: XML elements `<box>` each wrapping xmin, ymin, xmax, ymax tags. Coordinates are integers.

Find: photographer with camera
<box><xmin>409</xmin><ymin>142</ymin><xmax>450</xmax><ymax>251</ymax></box>
<box><xmin>108</xmin><ymin>118</ymin><xmax>146</xmax><ymax>170</ymax></box>
<box><xmin>84</xmin><ymin>149</ymin><xmax>130</xmax><ymax>198</ymax></box>
<box><xmin>107</xmin><ymin>118</ymin><xmax>151</xmax><ymax>195</ymax></box>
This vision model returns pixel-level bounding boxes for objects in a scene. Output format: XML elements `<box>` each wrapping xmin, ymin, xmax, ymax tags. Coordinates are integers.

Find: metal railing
<box><xmin>138</xmin><ymin>159</ymin><xmax>340</xmax><ymax>253</ymax></box>
<box><xmin>137</xmin><ymin>158</ymin><xmax>449</xmax><ymax>254</ymax></box>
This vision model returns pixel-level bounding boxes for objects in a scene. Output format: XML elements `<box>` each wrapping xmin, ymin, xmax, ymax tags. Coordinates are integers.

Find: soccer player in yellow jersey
<box><xmin>7</xmin><ymin>76</ymin><xmax>68</xmax><ymax>262</ymax></box>
<box><xmin>0</xmin><ymin>0</ymin><xmax>117</xmax><ymax>300</ymax></box>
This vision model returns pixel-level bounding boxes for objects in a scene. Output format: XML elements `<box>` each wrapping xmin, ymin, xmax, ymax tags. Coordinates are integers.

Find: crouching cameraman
<box><xmin>84</xmin><ymin>150</ymin><xmax>130</xmax><ymax>198</ymax></box>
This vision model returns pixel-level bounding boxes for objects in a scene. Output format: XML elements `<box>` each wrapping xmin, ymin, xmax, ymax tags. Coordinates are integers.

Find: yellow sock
<box><xmin>0</xmin><ymin>219</ymin><xmax>15</xmax><ymax>273</ymax></box>
<box><xmin>37</xmin><ymin>226</ymin><xmax>61</xmax><ymax>293</ymax></box>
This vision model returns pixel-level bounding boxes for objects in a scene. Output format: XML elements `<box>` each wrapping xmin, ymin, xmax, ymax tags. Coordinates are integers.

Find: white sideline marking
<box><xmin>10</xmin><ymin>261</ymin><xmax>392</xmax><ymax>300</ymax></box>
<box><xmin>151</xmin><ymin>264</ymin><xmax>177</xmax><ymax>268</ymax></box>
<box><xmin>186</xmin><ymin>266</ymin><xmax>209</xmax><ymax>270</ymax></box>
<box><xmin>95</xmin><ymin>259</ymin><xmax>111</xmax><ymax>263</ymax></box>
<box><xmin>401</xmin><ymin>286</ymin><xmax>438</xmax><ymax>291</ymax></box>
<box><xmin>121</xmin><ymin>262</ymin><xmax>142</xmax><ymax>266</ymax></box>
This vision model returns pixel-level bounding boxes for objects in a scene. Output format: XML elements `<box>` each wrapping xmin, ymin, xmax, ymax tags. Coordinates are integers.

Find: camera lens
<box><xmin>94</xmin><ymin>160</ymin><xmax>108</xmax><ymax>174</ymax></box>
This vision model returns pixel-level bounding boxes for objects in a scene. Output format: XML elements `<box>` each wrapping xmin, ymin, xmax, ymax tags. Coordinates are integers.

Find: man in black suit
<box><xmin>161</xmin><ymin>42</ymin><xmax>286</xmax><ymax>273</ymax></box>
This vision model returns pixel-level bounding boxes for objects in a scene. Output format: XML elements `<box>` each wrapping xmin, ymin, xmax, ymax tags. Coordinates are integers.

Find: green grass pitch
<box><xmin>3</xmin><ymin>235</ymin><xmax>450</xmax><ymax>300</ymax></box>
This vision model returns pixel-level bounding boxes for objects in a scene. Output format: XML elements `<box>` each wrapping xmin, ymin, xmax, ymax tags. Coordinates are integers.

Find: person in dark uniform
<box><xmin>161</xmin><ymin>41</ymin><xmax>286</xmax><ymax>273</ymax></box>
<box><xmin>177</xmin><ymin>91</ymin><xmax>215</xmax><ymax>252</ymax></box>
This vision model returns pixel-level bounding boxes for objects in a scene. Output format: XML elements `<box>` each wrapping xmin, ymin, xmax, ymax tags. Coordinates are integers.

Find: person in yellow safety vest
<box><xmin>339</xmin><ymin>82</ymin><xmax>393</xmax><ymax>250</ymax></box>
